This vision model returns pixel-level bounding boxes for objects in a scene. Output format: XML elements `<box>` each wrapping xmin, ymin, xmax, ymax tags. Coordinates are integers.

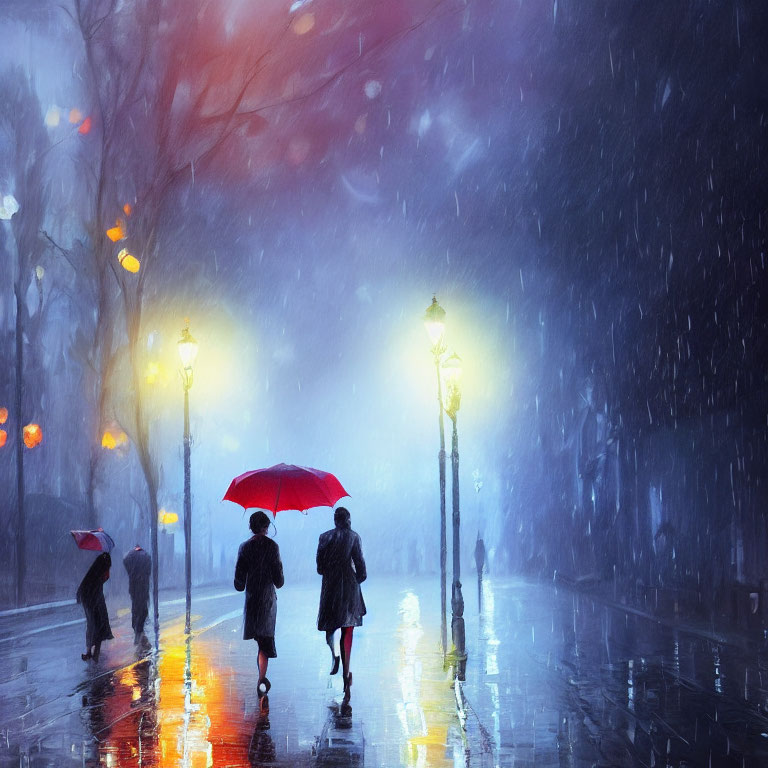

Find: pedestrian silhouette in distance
<box><xmin>474</xmin><ymin>534</ymin><xmax>486</xmax><ymax>609</ymax></box>
<box><xmin>123</xmin><ymin>545</ymin><xmax>151</xmax><ymax>644</ymax></box>
<box><xmin>76</xmin><ymin>552</ymin><xmax>114</xmax><ymax>662</ymax></box>
<box><xmin>316</xmin><ymin>506</ymin><xmax>367</xmax><ymax>704</ymax></box>
<box><xmin>235</xmin><ymin>510</ymin><xmax>285</xmax><ymax>697</ymax></box>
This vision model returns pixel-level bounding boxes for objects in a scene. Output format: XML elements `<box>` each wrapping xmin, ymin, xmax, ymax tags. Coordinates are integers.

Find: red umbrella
<box><xmin>70</xmin><ymin>528</ymin><xmax>116</xmax><ymax>552</ymax></box>
<box><xmin>223</xmin><ymin>463</ymin><xmax>349</xmax><ymax>516</ymax></box>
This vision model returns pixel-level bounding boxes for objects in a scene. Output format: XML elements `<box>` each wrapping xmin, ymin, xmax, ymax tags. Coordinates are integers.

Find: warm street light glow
<box><xmin>145</xmin><ymin>361</ymin><xmax>162</xmax><ymax>385</ymax></box>
<box><xmin>101</xmin><ymin>425</ymin><xmax>128</xmax><ymax>450</ymax></box>
<box><xmin>23</xmin><ymin>424</ymin><xmax>43</xmax><ymax>449</ymax></box>
<box><xmin>0</xmin><ymin>407</ymin><xmax>7</xmax><ymax>424</ymax></box>
<box><xmin>123</xmin><ymin>203</ymin><xmax>132</xmax><ymax>216</ymax></box>
<box><xmin>159</xmin><ymin>509</ymin><xmax>178</xmax><ymax>525</ymax></box>
<box><xmin>0</xmin><ymin>430</ymin><xmax>6</xmax><ymax>448</ymax></box>
<box><xmin>178</xmin><ymin>325</ymin><xmax>199</xmax><ymax>374</ymax></box>
<box><xmin>117</xmin><ymin>248</ymin><xmax>140</xmax><ymax>273</ymax></box>
<box><xmin>424</xmin><ymin>296</ymin><xmax>446</xmax><ymax>352</ymax></box>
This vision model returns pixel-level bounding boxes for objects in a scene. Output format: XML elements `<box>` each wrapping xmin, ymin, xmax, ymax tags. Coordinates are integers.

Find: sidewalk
<box><xmin>555</xmin><ymin>572</ymin><xmax>767</xmax><ymax>648</ymax></box>
<box><xmin>456</xmin><ymin>575</ymin><xmax>768</xmax><ymax>767</ymax></box>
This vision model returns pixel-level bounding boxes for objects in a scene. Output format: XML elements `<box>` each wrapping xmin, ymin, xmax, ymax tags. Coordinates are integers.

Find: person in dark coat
<box><xmin>316</xmin><ymin>507</ymin><xmax>366</xmax><ymax>702</ymax></box>
<box><xmin>235</xmin><ymin>511</ymin><xmax>284</xmax><ymax>696</ymax></box>
<box><xmin>76</xmin><ymin>552</ymin><xmax>114</xmax><ymax>662</ymax></box>
<box><xmin>123</xmin><ymin>545</ymin><xmax>152</xmax><ymax>643</ymax></box>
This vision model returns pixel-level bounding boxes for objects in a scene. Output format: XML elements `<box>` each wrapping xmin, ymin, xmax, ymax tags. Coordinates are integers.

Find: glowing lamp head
<box><xmin>178</xmin><ymin>325</ymin><xmax>198</xmax><ymax>380</ymax></box>
<box><xmin>424</xmin><ymin>295</ymin><xmax>446</xmax><ymax>351</ymax></box>
<box><xmin>0</xmin><ymin>407</ymin><xmax>7</xmax><ymax>425</ymax></box>
<box><xmin>23</xmin><ymin>423</ymin><xmax>43</xmax><ymax>449</ymax></box>
<box><xmin>442</xmin><ymin>352</ymin><xmax>463</xmax><ymax>415</ymax></box>
<box><xmin>0</xmin><ymin>429</ymin><xmax>6</xmax><ymax>448</ymax></box>
<box><xmin>117</xmin><ymin>248</ymin><xmax>140</xmax><ymax>273</ymax></box>
<box><xmin>159</xmin><ymin>509</ymin><xmax>178</xmax><ymax>525</ymax></box>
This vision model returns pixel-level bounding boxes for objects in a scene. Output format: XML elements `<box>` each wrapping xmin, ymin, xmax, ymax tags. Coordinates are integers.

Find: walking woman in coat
<box><xmin>76</xmin><ymin>552</ymin><xmax>114</xmax><ymax>662</ymax></box>
<box><xmin>316</xmin><ymin>506</ymin><xmax>366</xmax><ymax>702</ymax></box>
<box><xmin>235</xmin><ymin>511</ymin><xmax>285</xmax><ymax>696</ymax></box>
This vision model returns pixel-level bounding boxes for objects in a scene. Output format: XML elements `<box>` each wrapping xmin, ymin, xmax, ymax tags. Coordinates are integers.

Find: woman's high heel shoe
<box><xmin>330</xmin><ymin>654</ymin><xmax>340</xmax><ymax>675</ymax></box>
<box><xmin>81</xmin><ymin>651</ymin><xmax>92</xmax><ymax>661</ymax></box>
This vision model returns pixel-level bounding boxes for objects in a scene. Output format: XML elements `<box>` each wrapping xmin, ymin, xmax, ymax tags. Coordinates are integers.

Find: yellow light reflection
<box><xmin>89</xmin><ymin>625</ymin><xmax>253</xmax><ymax>767</ymax></box>
<box><xmin>397</xmin><ymin>591</ymin><xmax>456</xmax><ymax>768</ymax></box>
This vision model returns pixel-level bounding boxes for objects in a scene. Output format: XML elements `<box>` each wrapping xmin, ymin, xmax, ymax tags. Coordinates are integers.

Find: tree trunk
<box><xmin>14</xmin><ymin>279</ymin><xmax>25</xmax><ymax>607</ymax></box>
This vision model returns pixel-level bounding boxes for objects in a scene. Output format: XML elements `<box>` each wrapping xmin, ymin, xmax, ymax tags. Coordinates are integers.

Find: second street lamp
<box><xmin>424</xmin><ymin>296</ymin><xmax>448</xmax><ymax>657</ymax></box>
<box><xmin>443</xmin><ymin>351</ymin><xmax>466</xmax><ymax>679</ymax></box>
<box><xmin>178</xmin><ymin>323</ymin><xmax>198</xmax><ymax>635</ymax></box>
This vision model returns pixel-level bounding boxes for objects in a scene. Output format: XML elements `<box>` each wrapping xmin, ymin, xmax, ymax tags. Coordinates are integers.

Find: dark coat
<box><xmin>316</xmin><ymin>526</ymin><xmax>367</xmax><ymax>632</ymax></box>
<box><xmin>123</xmin><ymin>548</ymin><xmax>151</xmax><ymax>633</ymax></box>
<box><xmin>234</xmin><ymin>534</ymin><xmax>284</xmax><ymax>639</ymax></box>
<box><xmin>123</xmin><ymin>548</ymin><xmax>151</xmax><ymax>599</ymax></box>
<box><xmin>76</xmin><ymin>553</ymin><xmax>114</xmax><ymax>647</ymax></box>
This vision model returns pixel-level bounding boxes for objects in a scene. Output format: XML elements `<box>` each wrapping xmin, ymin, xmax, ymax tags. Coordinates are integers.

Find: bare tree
<box><xmin>0</xmin><ymin>70</ymin><xmax>50</xmax><ymax>606</ymax></box>
<box><xmin>69</xmin><ymin>0</ymin><xmax>451</xmax><ymax>624</ymax></box>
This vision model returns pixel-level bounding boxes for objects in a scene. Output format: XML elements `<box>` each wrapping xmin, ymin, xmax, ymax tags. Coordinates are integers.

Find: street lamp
<box><xmin>178</xmin><ymin>323</ymin><xmax>198</xmax><ymax>635</ymax></box>
<box><xmin>424</xmin><ymin>296</ymin><xmax>448</xmax><ymax>657</ymax></box>
<box><xmin>443</xmin><ymin>351</ymin><xmax>466</xmax><ymax>678</ymax></box>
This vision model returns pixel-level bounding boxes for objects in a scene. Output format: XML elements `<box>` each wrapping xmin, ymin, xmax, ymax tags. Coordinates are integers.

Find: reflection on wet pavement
<box><xmin>6</xmin><ymin>577</ymin><xmax>768</xmax><ymax>766</ymax></box>
<box><xmin>396</xmin><ymin>591</ymin><xmax>458</xmax><ymax>767</ymax></box>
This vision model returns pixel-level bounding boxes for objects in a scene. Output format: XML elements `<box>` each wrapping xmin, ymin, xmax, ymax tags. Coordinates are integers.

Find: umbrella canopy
<box><xmin>70</xmin><ymin>528</ymin><xmax>116</xmax><ymax>553</ymax></box>
<box><xmin>223</xmin><ymin>463</ymin><xmax>349</xmax><ymax>515</ymax></box>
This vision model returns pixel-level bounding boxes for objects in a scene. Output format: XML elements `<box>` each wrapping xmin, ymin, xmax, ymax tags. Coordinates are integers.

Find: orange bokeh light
<box><xmin>0</xmin><ymin>430</ymin><xmax>6</xmax><ymax>448</ymax></box>
<box><xmin>78</xmin><ymin>116</ymin><xmax>92</xmax><ymax>134</ymax></box>
<box><xmin>0</xmin><ymin>406</ymin><xmax>7</xmax><ymax>424</ymax></box>
<box><xmin>123</xmin><ymin>203</ymin><xmax>132</xmax><ymax>216</ymax></box>
<box><xmin>23</xmin><ymin>423</ymin><xmax>42</xmax><ymax>449</ymax></box>
<box><xmin>106</xmin><ymin>219</ymin><xmax>126</xmax><ymax>242</ymax></box>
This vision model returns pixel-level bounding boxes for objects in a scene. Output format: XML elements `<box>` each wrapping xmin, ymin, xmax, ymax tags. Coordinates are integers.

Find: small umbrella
<box><xmin>223</xmin><ymin>463</ymin><xmax>349</xmax><ymax>516</ymax></box>
<box><xmin>70</xmin><ymin>528</ymin><xmax>116</xmax><ymax>553</ymax></box>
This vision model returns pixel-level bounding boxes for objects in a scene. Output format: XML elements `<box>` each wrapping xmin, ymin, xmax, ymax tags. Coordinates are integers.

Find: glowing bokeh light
<box><xmin>106</xmin><ymin>220</ymin><xmax>126</xmax><ymax>242</ymax></box>
<box><xmin>23</xmin><ymin>423</ymin><xmax>42</xmax><ymax>449</ymax></box>
<box><xmin>118</xmin><ymin>248</ymin><xmax>141</xmax><ymax>273</ymax></box>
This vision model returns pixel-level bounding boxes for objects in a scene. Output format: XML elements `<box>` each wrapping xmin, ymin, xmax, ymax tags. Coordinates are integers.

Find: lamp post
<box><xmin>424</xmin><ymin>296</ymin><xmax>448</xmax><ymax>657</ymax></box>
<box><xmin>443</xmin><ymin>351</ymin><xmax>466</xmax><ymax>679</ymax></box>
<box><xmin>178</xmin><ymin>323</ymin><xmax>198</xmax><ymax>635</ymax></box>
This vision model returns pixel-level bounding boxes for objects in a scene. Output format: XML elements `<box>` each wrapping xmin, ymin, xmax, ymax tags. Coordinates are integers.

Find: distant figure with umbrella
<box><xmin>123</xmin><ymin>545</ymin><xmax>152</xmax><ymax>644</ymax></box>
<box><xmin>234</xmin><ymin>511</ymin><xmax>285</xmax><ymax>697</ymax></box>
<box><xmin>76</xmin><ymin>552</ymin><xmax>113</xmax><ymax>662</ymax></box>
<box><xmin>71</xmin><ymin>529</ymin><xmax>115</xmax><ymax>663</ymax></box>
<box><xmin>316</xmin><ymin>507</ymin><xmax>366</xmax><ymax>704</ymax></box>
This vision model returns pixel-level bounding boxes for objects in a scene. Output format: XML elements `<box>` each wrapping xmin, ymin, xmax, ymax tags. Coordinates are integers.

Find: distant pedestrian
<box><xmin>316</xmin><ymin>506</ymin><xmax>367</xmax><ymax>703</ymax></box>
<box><xmin>475</xmin><ymin>535</ymin><xmax>486</xmax><ymax>608</ymax></box>
<box><xmin>76</xmin><ymin>552</ymin><xmax>114</xmax><ymax>662</ymax></box>
<box><xmin>123</xmin><ymin>545</ymin><xmax>152</xmax><ymax>643</ymax></box>
<box><xmin>235</xmin><ymin>511</ymin><xmax>285</xmax><ymax>697</ymax></box>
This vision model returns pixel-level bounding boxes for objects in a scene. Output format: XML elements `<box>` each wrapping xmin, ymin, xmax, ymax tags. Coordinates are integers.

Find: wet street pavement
<box><xmin>3</xmin><ymin>576</ymin><xmax>768</xmax><ymax>767</ymax></box>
